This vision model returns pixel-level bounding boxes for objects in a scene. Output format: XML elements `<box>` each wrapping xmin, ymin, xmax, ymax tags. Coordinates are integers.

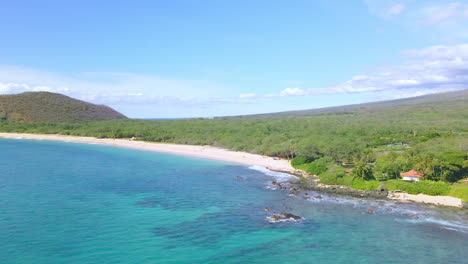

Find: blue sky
<box><xmin>1</xmin><ymin>0</ymin><xmax>467</xmax><ymax>117</ymax></box>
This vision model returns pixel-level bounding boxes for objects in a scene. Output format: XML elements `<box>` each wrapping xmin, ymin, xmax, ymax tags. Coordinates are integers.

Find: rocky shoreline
<box><xmin>302</xmin><ymin>182</ymin><xmax>389</xmax><ymax>199</ymax></box>
<box><xmin>271</xmin><ymin>177</ymin><xmax>388</xmax><ymax>200</ymax></box>
<box><xmin>267</xmin><ymin>171</ymin><xmax>465</xmax><ymax>209</ymax></box>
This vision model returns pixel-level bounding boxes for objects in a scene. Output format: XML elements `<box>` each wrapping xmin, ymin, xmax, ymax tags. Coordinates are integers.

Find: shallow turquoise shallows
<box><xmin>0</xmin><ymin>139</ymin><xmax>467</xmax><ymax>264</ymax></box>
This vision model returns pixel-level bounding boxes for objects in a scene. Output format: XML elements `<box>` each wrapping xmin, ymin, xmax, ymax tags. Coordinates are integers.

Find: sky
<box><xmin>1</xmin><ymin>0</ymin><xmax>468</xmax><ymax>118</ymax></box>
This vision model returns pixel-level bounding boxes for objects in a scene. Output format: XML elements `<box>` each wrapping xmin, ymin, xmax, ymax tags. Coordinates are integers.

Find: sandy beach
<box><xmin>388</xmin><ymin>191</ymin><xmax>464</xmax><ymax>208</ymax></box>
<box><xmin>0</xmin><ymin>132</ymin><xmax>297</xmax><ymax>174</ymax></box>
<box><xmin>0</xmin><ymin>132</ymin><xmax>463</xmax><ymax>208</ymax></box>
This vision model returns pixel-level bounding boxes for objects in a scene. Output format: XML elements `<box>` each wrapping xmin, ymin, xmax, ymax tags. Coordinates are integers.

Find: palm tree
<box><xmin>352</xmin><ymin>161</ymin><xmax>374</xmax><ymax>180</ymax></box>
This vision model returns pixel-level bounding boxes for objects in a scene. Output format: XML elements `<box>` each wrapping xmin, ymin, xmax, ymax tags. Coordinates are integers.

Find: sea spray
<box><xmin>248</xmin><ymin>165</ymin><xmax>298</xmax><ymax>183</ymax></box>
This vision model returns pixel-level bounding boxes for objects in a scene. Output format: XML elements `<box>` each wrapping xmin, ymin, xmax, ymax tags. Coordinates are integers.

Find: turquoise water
<box><xmin>0</xmin><ymin>139</ymin><xmax>467</xmax><ymax>264</ymax></box>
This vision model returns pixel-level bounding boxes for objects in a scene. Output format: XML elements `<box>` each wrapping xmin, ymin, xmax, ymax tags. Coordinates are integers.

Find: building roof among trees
<box><xmin>400</xmin><ymin>170</ymin><xmax>424</xmax><ymax>178</ymax></box>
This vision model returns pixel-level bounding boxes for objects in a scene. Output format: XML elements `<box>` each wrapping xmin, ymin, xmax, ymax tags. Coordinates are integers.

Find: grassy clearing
<box><xmin>384</xmin><ymin>180</ymin><xmax>450</xmax><ymax>196</ymax></box>
<box><xmin>448</xmin><ymin>183</ymin><xmax>468</xmax><ymax>202</ymax></box>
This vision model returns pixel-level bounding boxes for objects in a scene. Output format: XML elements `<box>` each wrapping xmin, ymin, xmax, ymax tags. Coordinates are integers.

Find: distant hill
<box><xmin>0</xmin><ymin>92</ymin><xmax>127</xmax><ymax>122</ymax></box>
<box><xmin>255</xmin><ymin>89</ymin><xmax>468</xmax><ymax>117</ymax></box>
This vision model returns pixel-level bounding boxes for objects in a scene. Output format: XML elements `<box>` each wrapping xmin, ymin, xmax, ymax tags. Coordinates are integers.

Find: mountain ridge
<box><xmin>0</xmin><ymin>92</ymin><xmax>126</xmax><ymax>122</ymax></box>
<box><xmin>242</xmin><ymin>89</ymin><xmax>468</xmax><ymax>117</ymax></box>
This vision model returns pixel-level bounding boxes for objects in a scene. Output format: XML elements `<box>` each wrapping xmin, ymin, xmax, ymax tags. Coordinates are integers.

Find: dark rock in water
<box><xmin>266</xmin><ymin>212</ymin><xmax>304</xmax><ymax>223</ymax></box>
<box><xmin>235</xmin><ymin>176</ymin><xmax>245</xmax><ymax>180</ymax></box>
<box><xmin>404</xmin><ymin>213</ymin><xmax>417</xmax><ymax>218</ymax></box>
<box><xmin>267</xmin><ymin>215</ymin><xmax>282</xmax><ymax>222</ymax></box>
<box><xmin>289</xmin><ymin>188</ymin><xmax>300</xmax><ymax>195</ymax></box>
<box><xmin>303</xmin><ymin>183</ymin><xmax>388</xmax><ymax>199</ymax></box>
<box><xmin>263</xmin><ymin>207</ymin><xmax>271</xmax><ymax>212</ymax></box>
<box><xmin>279</xmin><ymin>213</ymin><xmax>303</xmax><ymax>220</ymax></box>
<box><xmin>367</xmin><ymin>208</ymin><xmax>374</xmax><ymax>214</ymax></box>
<box><xmin>270</xmin><ymin>181</ymin><xmax>285</xmax><ymax>190</ymax></box>
<box><xmin>315</xmin><ymin>195</ymin><xmax>322</xmax><ymax>199</ymax></box>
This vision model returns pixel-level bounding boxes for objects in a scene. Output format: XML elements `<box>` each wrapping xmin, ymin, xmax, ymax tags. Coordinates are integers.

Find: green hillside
<box><xmin>0</xmin><ymin>92</ymin><xmax>127</xmax><ymax>122</ymax></box>
<box><xmin>251</xmin><ymin>89</ymin><xmax>468</xmax><ymax>117</ymax></box>
<box><xmin>0</xmin><ymin>90</ymin><xmax>466</xmax><ymax>198</ymax></box>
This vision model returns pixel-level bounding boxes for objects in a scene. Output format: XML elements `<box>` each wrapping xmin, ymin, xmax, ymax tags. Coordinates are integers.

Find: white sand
<box><xmin>388</xmin><ymin>191</ymin><xmax>463</xmax><ymax>208</ymax></box>
<box><xmin>1</xmin><ymin>132</ymin><xmax>463</xmax><ymax>208</ymax></box>
<box><xmin>0</xmin><ymin>133</ymin><xmax>297</xmax><ymax>174</ymax></box>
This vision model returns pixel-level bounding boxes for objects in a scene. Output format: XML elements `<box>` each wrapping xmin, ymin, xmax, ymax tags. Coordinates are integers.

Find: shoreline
<box><xmin>387</xmin><ymin>191</ymin><xmax>465</xmax><ymax>208</ymax></box>
<box><xmin>300</xmin><ymin>181</ymin><xmax>464</xmax><ymax>208</ymax></box>
<box><xmin>0</xmin><ymin>132</ymin><xmax>464</xmax><ymax>208</ymax></box>
<box><xmin>0</xmin><ymin>132</ymin><xmax>298</xmax><ymax>174</ymax></box>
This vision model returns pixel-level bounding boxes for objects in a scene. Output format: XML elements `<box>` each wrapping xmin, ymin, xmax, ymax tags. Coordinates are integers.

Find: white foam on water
<box><xmin>265</xmin><ymin>215</ymin><xmax>305</xmax><ymax>223</ymax></box>
<box><xmin>398</xmin><ymin>217</ymin><xmax>468</xmax><ymax>233</ymax></box>
<box><xmin>249</xmin><ymin>166</ymin><xmax>468</xmax><ymax>234</ymax></box>
<box><xmin>288</xmin><ymin>189</ymin><xmax>468</xmax><ymax>234</ymax></box>
<box><xmin>248</xmin><ymin>165</ymin><xmax>298</xmax><ymax>182</ymax></box>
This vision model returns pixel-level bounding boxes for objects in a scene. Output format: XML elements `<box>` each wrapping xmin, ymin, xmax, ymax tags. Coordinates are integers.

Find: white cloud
<box><xmin>0</xmin><ymin>82</ymin><xmax>69</xmax><ymax>94</ymax></box>
<box><xmin>402</xmin><ymin>44</ymin><xmax>468</xmax><ymax>59</ymax></box>
<box><xmin>388</xmin><ymin>4</ymin><xmax>405</xmax><ymax>16</ymax></box>
<box><xmin>249</xmin><ymin>43</ymin><xmax>468</xmax><ymax>99</ymax></box>
<box><xmin>364</xmin><ymin>1</ymin><xmax>468</xmax><ymax>40</ymax></box>
<box><xmin>390</xmin><ymin>79</ymin><xmax>420</xmax><ymax>86</ymax></box>
<box><xmin>280</xmin><ymin>87</ymin><xmax>306</xmax><ymax>96</ymax></box>
<box><xmin>0</xmin><ymin>66</ymin><xmax>230</xmax><ymax>107</ymax></box>
<box><xmin>420</xmin><ymin>2</ymin><xmax>465</xmax><ymax>25</ymax></box>
<box><xmin>327</xmin><ymin>44</ymin><xmax>468</xmax><ymax>94</ymax></box>
<box><xmin>239</xmin><ymin>93</ymin><xmax>257</xmax><ymax>99</ymax></box>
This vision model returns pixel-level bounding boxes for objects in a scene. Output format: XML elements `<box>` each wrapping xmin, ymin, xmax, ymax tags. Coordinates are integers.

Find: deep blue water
<box><xmin>0</xmin><ymin>139</ymin><xmax>467</xmax><ymax>264</ymax></box>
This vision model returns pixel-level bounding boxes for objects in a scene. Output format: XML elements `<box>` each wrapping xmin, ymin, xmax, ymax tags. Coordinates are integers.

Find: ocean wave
<box><xmin>285</xmin><ymin>188</ymin><xmax>468</xmax><ymax>234</ymax></box>
<box><xmin>250</xmin><ymin>165</ymin><xmax>468</xmax><ymax>234</ymax></box>
<box><xmin>248</xmin><ymin>165</ymin><xmax>298</xmax><ymax>182</ymax></box>
<box><xmin>397</xmin><ymin>217</ymin><xmax>468</xmax><ymax>234</ymax></box>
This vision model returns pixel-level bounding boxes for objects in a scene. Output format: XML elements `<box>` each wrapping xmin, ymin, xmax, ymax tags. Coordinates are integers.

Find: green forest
<box><xmin>0</xmin><ymin>90</ymin><xmax>467</xmax><ymax>200</ymax></box>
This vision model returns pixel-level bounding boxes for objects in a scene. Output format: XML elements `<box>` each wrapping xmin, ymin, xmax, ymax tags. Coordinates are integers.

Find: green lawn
<box><xmin>448</xmin><ymin>183</ymin><xmax>468</xmax><ymax>202</ymax></box>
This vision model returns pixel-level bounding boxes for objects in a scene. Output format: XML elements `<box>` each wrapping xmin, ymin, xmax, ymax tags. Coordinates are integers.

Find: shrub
<box><xmin>319</xmin><ymin>165</ymin><xmax>346</xmax><ymax>185</ymax></box>
<box><xmin>298</xmin><ymin>176</ymin><xmax>316</xmax><ymax>189</ymax></box>
<box><xmin>319</xmin><ymin>173</ymin><xmax>340</xmax><ymax>185</ymax></box>
<box><xmin>384</xmin><ymin>180</ymin><xmax>450</xmax><ymax>196</ymax></box>
<box><xmin>373</xmin><ymin>172</ymin><xmax>387</xmax><ymax>181</ymax></box>
<box><xmin>291</xmin><ymin>156</ymin><xmax>313</xmax><ymax>167</ymax></box>
<box><xmin>351</xmin><ymin>178</ymin><xmax>380</xmax><ymax>190</ymax></box>
<box><xmin>306</xmin><ymin>157</ymin><xmax>334</xmax><ymax>175</ymax></box>
<box><xmin>448</xmin><ymin>184</ymin><xmax>468</xmax><ymax>202</ymax></box>
<box><xmin>338</xmin><ymin>175</ymin><xmax>354</xmax><ymax>186</ymax></box>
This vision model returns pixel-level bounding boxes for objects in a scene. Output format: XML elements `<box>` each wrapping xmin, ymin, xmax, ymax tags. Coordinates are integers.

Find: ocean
<box><xmin>0</xmin><ymin>139</ymin><xmax>466</xmax><ymax>264</ymax></box>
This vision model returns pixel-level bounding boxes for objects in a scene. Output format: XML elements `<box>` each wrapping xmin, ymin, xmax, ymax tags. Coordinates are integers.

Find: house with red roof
<box><xmin>400</xmin><ymin>170</ymin><xmax>424</xmax><ymax>182</ymax></box>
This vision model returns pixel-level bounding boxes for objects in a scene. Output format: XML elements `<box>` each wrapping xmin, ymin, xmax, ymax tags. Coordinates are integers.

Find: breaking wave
<box><xmin>248</xmin><ymin>165</ymin><xmax>298</xmax><ymax>182</ymax></box>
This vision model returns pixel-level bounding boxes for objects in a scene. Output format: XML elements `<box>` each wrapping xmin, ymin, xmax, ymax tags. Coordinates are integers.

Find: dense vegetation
<box><xmin>0</xmin><ymin>90</ymin><xmax>467</xmax><ymax>199</ymax></box>
<box><xmin>0</xmin><ymin>92</ymin><xmax>126</xmax><ymax>122</ymax></box>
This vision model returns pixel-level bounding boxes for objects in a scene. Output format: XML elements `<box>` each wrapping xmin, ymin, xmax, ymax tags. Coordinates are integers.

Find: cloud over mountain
<box><xmin>243</xmin><ymin>44</ymin><xmax>468</xmax><ymax>99</ymax></box>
